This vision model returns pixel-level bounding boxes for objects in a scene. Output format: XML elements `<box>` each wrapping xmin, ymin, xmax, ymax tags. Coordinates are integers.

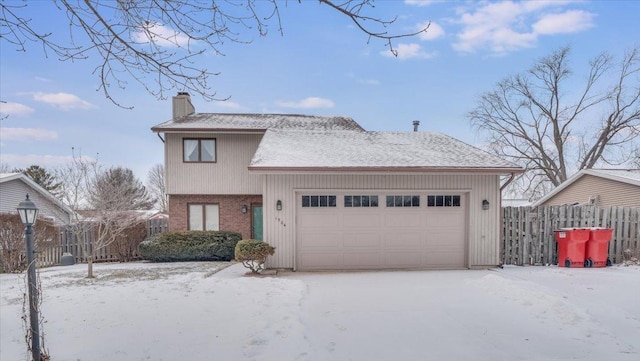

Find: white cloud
<box><xmin>133</xmin><ymin>22</ymin><xmax>191</xmax><ymax>48</ymax></box>
<box><xmin>405</xmin><ymin>0</ymin><xmax>438</xmax><ymax>6</ymax></box>
<box><xmin>533</xmin><ymin>10</ymin><xmax>595</xmax><ymax>34</ymax></box>
<box><xmin>347</xmin><ymin>73</ymin><xmax>380</xmax><ymax>86</ymax></box>
<box><xmin>0</xmin><ymin>154</ymin><xmax>73</xmax><ymax>169</ymax></box>
<box><xmin>0</xmin><ymin>102</ymin><xmax>35</xmax><ymax>116</ymax></box>
<box><xmin>452</xmin><ymin>1</ymin><xmax>595</xmax><ymax>55</ymax></box>
<box><xmin>381</xmin><ymin>43</ymin><xmax>437</xmax><ymax>60</ymax></box>
<box><xmin>25</xmin><ymin>92</ymin><xmax>96</xmax><ymax>110</ymax></box>
<box><xmin>277</xmin><ymin>97</ymin><xmax>335</xmax><ymax>109</ymax></box>
<box><xmin>0</xmin><ymin>127</ymin><xmax>58</xmax><ymax>142</ymax></box>
<box><xmin>418</xmin><ymin>22</ymin><xmax>445</xmax><ymax>41</ymax></box>
<box><xmin>216</xmin><ymin>100</ymin><xmax>241</xmax><ymax>109</ymax></box>
<box><xmin>358</xmin><ymin>78</ymin><xmax>380</xmax><ymax>86</ymax></box>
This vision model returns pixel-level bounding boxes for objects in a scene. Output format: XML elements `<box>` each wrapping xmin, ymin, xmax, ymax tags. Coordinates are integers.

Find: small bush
<box><xmin>0</xmin><ymin>213</ymin><xmax>58</xmax><ymax>273</ymax></box>
<box><xmin>235</xmin><ymin>239</ymin><xmax>275</xmax><ymax>274</ymax></box>
<box><xmin>138</xmin><ymin>231</ymin><xmax>242</xmax><ymax>262</ymax></box>
<box><xmin>111</xmin><ymin>220</ymin><xmax>147</xmax><ymax>262</ymax></box>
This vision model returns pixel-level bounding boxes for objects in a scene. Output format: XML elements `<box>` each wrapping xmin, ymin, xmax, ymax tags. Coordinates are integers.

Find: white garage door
<box><xmin>296</xmin><ymin>192</ymin><xmax>467</xmax><ymax>270</ymax></box>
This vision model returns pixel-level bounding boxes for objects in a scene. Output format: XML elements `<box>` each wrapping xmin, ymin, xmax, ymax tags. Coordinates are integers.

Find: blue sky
<box><xmin>1</xmin><ymin>0</ymin><xmax>638</xmax><ymax>181</ymax></box>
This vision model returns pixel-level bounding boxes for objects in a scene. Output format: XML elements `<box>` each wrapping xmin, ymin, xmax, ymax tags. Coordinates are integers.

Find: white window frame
<box><xmin>188</xmin><ymin>204</ymin><xmax>220</xmax><ymax>230</ymax></box>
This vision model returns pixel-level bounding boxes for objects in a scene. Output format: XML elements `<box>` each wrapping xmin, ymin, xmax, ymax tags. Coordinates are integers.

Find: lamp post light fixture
<box><xmin>17</xmin><ymin>194</ymin><xmax>41</xmax><ymax>361</ymax></box>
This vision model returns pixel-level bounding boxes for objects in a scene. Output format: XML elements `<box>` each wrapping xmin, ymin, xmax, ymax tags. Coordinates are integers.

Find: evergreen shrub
<box><xmin>139</xmin><ymin>231</ymin><xmax>242</xmax><ymax>262</ymax></box>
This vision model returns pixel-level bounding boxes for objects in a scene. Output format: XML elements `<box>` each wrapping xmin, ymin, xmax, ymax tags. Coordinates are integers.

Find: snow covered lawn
<box><xmin>1</xmin><ymin>262</ymin><xmax>638</xmax><ymax>361</ymax></box>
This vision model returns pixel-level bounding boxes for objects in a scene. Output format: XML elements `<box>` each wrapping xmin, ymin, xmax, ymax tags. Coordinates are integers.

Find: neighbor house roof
<box><xmin>531</xmin><ymin>169</ymin><xmax>640</xmax><ymax>207</ymax></box>
<box><xmin>0</xmin><ymin>172</ymin><xmax>75</xmax><ymax>220</ymax></box>
<box><xmin>151</xmin><ymin>113</ymin><xmax>365</xmax><ymax>133</ymax></box>
<box><xmin>248</xmin><ymin>129</ymin><xmax>523</xmax><ymax>173</ymax></box>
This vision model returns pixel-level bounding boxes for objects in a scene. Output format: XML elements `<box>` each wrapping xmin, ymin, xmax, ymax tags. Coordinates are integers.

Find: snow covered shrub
<box><xmin>234</xmin><ymin>239</ymin><xmax>275</xmax><ymax>274</ymax></box>
<box><xmin>138</xmin><ymin>231</ymin><xmax>242</xmax><ymax>262</ymax></box>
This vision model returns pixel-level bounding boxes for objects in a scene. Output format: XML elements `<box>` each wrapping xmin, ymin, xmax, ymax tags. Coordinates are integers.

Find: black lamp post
<box><xmin>17</xmin><ymin>194</ymin><xmax>41</xmax><ymax>361</ymax></box>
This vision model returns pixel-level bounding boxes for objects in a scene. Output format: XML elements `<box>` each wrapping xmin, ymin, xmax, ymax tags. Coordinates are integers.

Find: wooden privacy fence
<box><xmin>502</xmin><ymin>205</ymin><xmax>640</xmax><ymax>266</ymax></box>
<box><xmin>33</xmin><ymin>218</ymin><xmax>169</xmax><ymax>268</ymax></box>
<box><xmin>148</xmin><ymin>217</ymin><xmax>168</xmax><ymax>236</ymax></box>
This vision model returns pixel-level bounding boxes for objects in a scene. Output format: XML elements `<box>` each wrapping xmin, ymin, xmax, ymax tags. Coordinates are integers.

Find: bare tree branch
<box><xmin>470</xmin><ymin>46</ymin><xmax>640</xmax><ymax>200</ymax></box>
<box><xmin>1</xmin><ymin>0</ymin><xmax>427</xmax><ymax>107</ymax></box>
<box><xmin>146</xmin><ymin>163</ymin><xmax>167</xmax><ymax>212</ymax></box>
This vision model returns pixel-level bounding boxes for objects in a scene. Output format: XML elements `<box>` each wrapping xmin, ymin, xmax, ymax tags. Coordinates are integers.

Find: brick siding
<box><xmin>168</xmin><ymin>194</ymin><xmax>262</xmax><ymax>239</ymax></box>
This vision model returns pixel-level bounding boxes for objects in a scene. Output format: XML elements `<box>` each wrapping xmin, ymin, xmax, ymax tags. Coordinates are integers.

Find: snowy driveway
<box><xmin>1</xmin><ymin>262</ymin><xmax>639</xmax><ymax>361</ymax></box>
<box><xmin>286</xmin><ymin>266</ymin><xmax>640</xmax><ymax>361</ymax></box>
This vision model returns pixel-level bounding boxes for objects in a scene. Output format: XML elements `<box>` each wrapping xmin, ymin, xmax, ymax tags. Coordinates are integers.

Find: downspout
<box><xmin>156</xmin><ymin>133</ymin><xmax>165</xmax><ymax>143</ymax></box>
<box><xmin>500</xmin><ymin>172</ymin><xmax>516</xmax><ymax>192</ymax></box>
<box><xmin>498</xmin><ymin>172</ymin><xmax>516</xmax><ymax>269</ymax></box>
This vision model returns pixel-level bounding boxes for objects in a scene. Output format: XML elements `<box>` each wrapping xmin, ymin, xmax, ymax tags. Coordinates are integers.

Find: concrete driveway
<box><xmin>276</xmin><ymin>265</ymin><xmax>640</xmax><ymax>361</ymax></box>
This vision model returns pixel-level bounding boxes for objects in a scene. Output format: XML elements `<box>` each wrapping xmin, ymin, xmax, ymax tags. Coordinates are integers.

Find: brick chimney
<box><xmin>172</xmin><ymin>92</ymin><xmax>195</xmax><ymax>120</ymax></box>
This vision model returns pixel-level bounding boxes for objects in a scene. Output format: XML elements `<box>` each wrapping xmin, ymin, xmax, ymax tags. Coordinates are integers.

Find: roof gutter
<box><xmin>500</xmin><ymin>172</ymin><xmax>517</xmax><ymax>192</ymax></box>
<box><xmin>248</xmin><ymin>166</ymin><xmax>525</xmax><ymax>174</ymax></box>
<box><xmin>151</xmin><ymin>127</ymin><xmax>268</xmax><ymax>134</ymax></box>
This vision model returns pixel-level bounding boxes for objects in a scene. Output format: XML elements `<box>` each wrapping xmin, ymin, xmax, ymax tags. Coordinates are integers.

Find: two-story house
<box><xmin>152</xmin><ymin>93</ymin><xmax>522</xmax><ymax>271</ymax></box>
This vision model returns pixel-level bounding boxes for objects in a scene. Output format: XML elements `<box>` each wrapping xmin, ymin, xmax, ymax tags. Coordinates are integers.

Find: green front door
<box><xmin>252</xmin><ymin>204</ymin><xmax>263</xmax><ymax>241</ymax></box>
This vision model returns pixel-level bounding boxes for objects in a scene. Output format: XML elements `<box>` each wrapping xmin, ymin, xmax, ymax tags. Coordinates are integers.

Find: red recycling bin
<box><xmin>585</xmin><ymin>227</ymin><xmax>613</xmax><ymax>268</ymax></box>
<box><xmin>554</xmin><ymin>228</ymin><xmax>590</xmax><ymax>268</ymax></box>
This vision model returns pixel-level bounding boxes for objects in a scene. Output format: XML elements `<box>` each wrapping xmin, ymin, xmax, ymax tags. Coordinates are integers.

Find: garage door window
<box><xmin>427</xmin><ymin>195</ymin><xmax>461</xmax><ymax>207</ymax></box>
<box><xmin>344</xmin><ymin>195</ymin><xmax>379</xmax><ymax>207</ymax></box>
<box><xmin>386</xmin><ymin>195</ymin><xmax>420</xmax><ymax>207</ymax></box>
<box><xmin>301</xmin><ymin>195</ymin><xmax>337</xmax><ymax>207</ymax></box>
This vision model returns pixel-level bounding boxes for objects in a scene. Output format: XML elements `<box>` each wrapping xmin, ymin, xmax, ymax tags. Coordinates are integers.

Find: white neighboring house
<box><xmin>0</xmin><ymin>173</ymin><xmax>74</xmax><ymax>226</ymax></box>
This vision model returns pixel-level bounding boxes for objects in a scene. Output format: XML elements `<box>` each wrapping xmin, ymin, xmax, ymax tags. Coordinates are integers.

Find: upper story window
<box><xmin>183</xmin><ymin>138</ymin><xmax>216</xmax><ymax>162</ymax></box>
<box><xmin>386</xmin><ymin>195</ymin><xmax>420</xmax><ymax>207</ymax></box>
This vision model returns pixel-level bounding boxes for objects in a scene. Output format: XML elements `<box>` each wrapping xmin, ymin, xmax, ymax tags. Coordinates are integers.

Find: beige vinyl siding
<box><xmin>541</xmin><ymin>175</ymin><xmax>640</xmax><ymax>207</ymax></box>
<box><xmin>165</xmin><ymin>133</ymin><xmax>263</xmax><ymax>195</ymax></box>
<box><xmin>0</xmin><ymin>180</ymin><xmax>72</xmax><ymax>226</ymax></box>
<box><xmin>262</xmin><ymin>173</ymin><xmax>501</xmax><ymax>269</ymax></box>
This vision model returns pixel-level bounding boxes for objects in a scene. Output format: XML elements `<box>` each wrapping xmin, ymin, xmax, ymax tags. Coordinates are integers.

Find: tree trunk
<box><xmin>87</xmin><ymin>256</ymin><xmax>94</xmax><ymax>278</ymax></box>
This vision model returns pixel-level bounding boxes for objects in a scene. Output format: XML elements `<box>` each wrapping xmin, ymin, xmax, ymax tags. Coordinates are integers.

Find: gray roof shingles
<box><xmin>249</xmin><ymin>129</ymin><xmax>522</xmax><ymax>171</ymax></box>
<box><xmin>151</xmin><ymin>113</ymin><xmax>521</xmax><ymax>172</ymax></box>
<box><xmin>151</xmin><ymin>113</ymin><xmax>364</xmax><ymax>132</ymax></box>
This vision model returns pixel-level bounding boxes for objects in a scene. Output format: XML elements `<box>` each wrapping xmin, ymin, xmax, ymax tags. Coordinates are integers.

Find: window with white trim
<box><xmin>427</xmin><ymin>195</ymin><xmax>461</xmax><ymax>207</ymax></box>
<box><xmin>301</xmin><ymin>195</ymin><xmax>337</xmax><ymax>207</ymax></box>
<box><xmin>386</xmin><ymin>195</ymin><xmax>420</xmax><ymax>207</ymax></box>
<box><xmin>189</xmin><ymin>204</ymin><xmax>220</xmax><ymax>230</ymax></box>
<box><xmin>344</xmin><ymin>195</ymin><xmax>379</xmax><ymax>207</ymax></box>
